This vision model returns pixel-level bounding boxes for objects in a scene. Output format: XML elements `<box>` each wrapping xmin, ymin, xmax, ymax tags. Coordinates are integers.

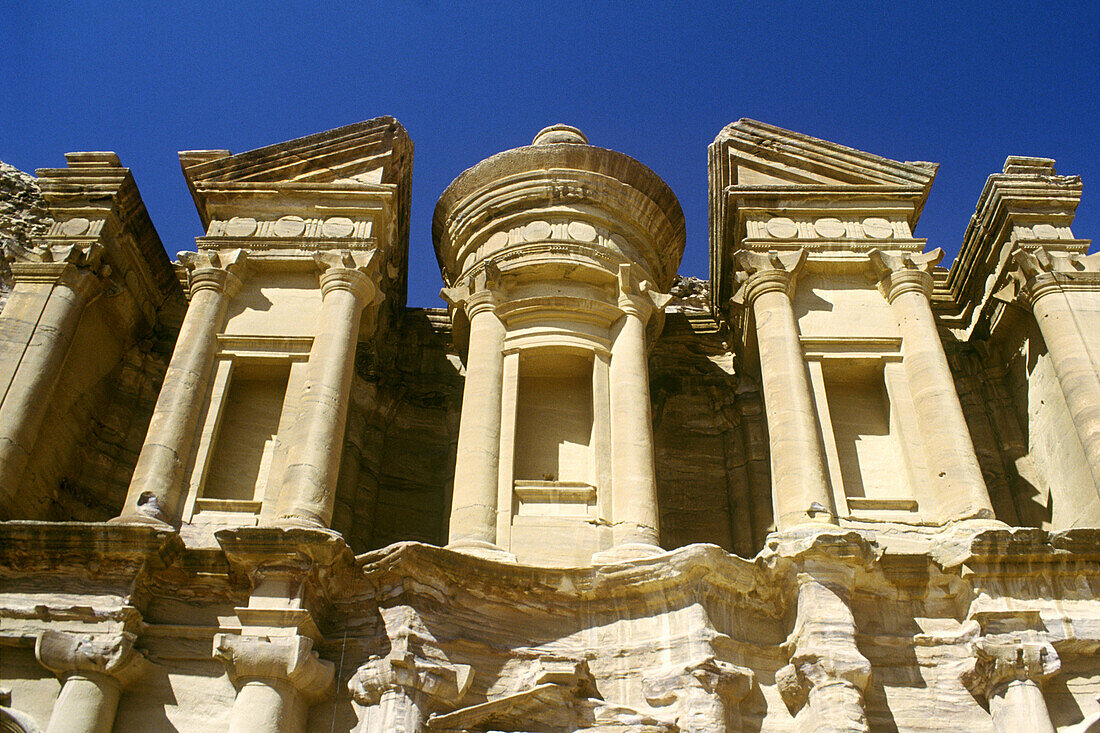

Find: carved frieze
<box><xmin>746</xmin><ymin>216</ymin><xmax>909</xmax><ymax>242</ymax></box>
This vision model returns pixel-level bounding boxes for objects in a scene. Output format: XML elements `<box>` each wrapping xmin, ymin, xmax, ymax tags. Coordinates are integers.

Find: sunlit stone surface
<box><xmin>1</xmin><ymin>118</ymin><xmax>1099</xmax><ymax>732</ymax></box>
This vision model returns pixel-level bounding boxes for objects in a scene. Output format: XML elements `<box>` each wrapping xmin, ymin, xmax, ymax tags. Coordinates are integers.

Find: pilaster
<box><xmin>441</xmin><ymin>267</ymin><xmax>513</xmax><ymax>561</ymax></box>
<box><xmin>1004</xmin><ymin>248</ymin><xmax>1100</xmax><ymax>515</ymax></box>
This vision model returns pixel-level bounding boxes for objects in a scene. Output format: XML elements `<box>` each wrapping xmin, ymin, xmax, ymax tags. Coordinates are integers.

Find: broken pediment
<box><xmin>708</xmin><ymin>119</ymin><xmax>940</xmax><ymax>319</ymax></box>
<box><xmin>179</xmin><ymin>116</ymin><xmax>412</xmax><ymax>229</ymax></box>
<box><xmin>710</xmin><ymin>118</ymin><xmax>937</xmax><ymax>192</ymax></box>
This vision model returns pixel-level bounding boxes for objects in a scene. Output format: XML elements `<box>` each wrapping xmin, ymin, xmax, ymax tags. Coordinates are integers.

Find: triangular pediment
<box><xmin>712</xmin><ymin>119</ymin><xmax>937</xmax><ymax>190</ymax></box>
<box><xmin>180</xmin><ymin>116</ymin><xmax>411</xmax><ymax>188</ymax></box>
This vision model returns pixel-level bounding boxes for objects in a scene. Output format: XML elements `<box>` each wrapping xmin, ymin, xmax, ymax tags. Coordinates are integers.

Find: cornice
<box><xmin>434</xmin><ymin>141</ymin><xmax>685</xmax><ymax>292</ymax></box>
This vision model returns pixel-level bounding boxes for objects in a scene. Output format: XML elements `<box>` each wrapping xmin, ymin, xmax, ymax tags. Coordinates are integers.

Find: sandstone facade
<box><xmin>1</xmin><ymin>117</ymin><xmax>1099</xmax><ymax>732</ymax></box>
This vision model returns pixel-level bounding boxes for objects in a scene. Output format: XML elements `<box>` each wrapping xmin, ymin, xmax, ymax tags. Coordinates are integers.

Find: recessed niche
<box><xmin>513</xmin><ymin>350</ymin><xmax>594</xmax><ymax>485</ymax></box>
<box><xmin>822</xmin><ymin>360</ymin><xmax>915</xmax><ymax>510</ymax></box>
<box><xmin>203</xmin><ymin>362</ymin><xmax>291</xmax><ymax>502</ymax></box>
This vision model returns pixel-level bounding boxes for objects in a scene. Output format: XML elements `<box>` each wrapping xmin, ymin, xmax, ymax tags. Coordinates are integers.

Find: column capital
<box><xmin>776</xmin><ymin>647</ymin><xmax>872</xmax><ymax>717</ymax></box>
<box><xmin>213</xmin><ymin>633</ymin><xmax>334</xmax><ymax>705</ymax></box>
<box><xmin>1000</xmin><ymin>248</ymin><xmax>1100</xmax><ymax>308</ymax></box>
<box><xmin>868</xmin><ymin>248</ymin><xmax>943</xmax><ymax>303</ymax></box>
<box><xmin>616</xmin><ymin>263</ymin><xmax>671</xmax><ymax>320</ymax></box>
<box><xmin>350</xmin><ymin>604</ymin><xmax>473</xmax><ymax>708</ymax></box>
<box><xmin>35</xmin><ymin>629</ymin><xmax>150</xmax><ymax>689</ymax></box>
<box><xmin>314</xmin><ymin>249</ymin><xmax>383</xmax><ymax>307</ymax></box>
<box><xmin>730</xmin><ymin>249</ymin><xmax>806</xmax><ymax>306</ymax></box>
<box><xmin>179</xmin><ymin>248</ymin><xmax>250</xmax><ymax>298</ymax></box>
<box><xmin>348</xmin><ymin>652</ymin><xmax>473</xmax><ymax>709</ymax></box>
<box><xmin>643</xmin><ymin>655</ymin><xmax>754</xmax><ymax>710</ymax></box>
<box><xmin>7</xmin><ymin>242</ymin><xmax>108</xmax><ymax>299</ymax></box>
<box><xmin>441</xmin><ymin>260</ymin><xmax>503</xmax><ymax>319</ymax></box>
<box><xmin>961</xmin><ymin>633</ymin><xmax>1060</xmax><ymax>701</ymax></box>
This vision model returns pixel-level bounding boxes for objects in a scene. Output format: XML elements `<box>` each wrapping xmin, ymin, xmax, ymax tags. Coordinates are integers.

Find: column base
<box><xmin>444</xmin><ymin>539</ymin><xmax>517</xmax><ymax>563</ymax></box>
<box><xmin>107</xmin><ymin>513</ymin><xmax>175</xmax><ymax>530</ymax></box>
<box><xmin>591</xmin><ymin>542</ymin><xmax>665</xmax><ymax>565</ymax></box>
<box><xmin>272</xmin><ymin>514</ymin><xmax>340</xmax><ymax>534</ymax></box>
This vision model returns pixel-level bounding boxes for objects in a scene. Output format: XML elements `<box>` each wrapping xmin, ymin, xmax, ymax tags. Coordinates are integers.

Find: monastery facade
<box><xmin>0</xmin><ymin>117</ymin><xmax>1099</xmax><ymax>732</ymax></box>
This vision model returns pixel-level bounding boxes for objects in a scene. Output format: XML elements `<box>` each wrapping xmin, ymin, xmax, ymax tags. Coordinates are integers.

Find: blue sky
<box><xmin>3</xmin><ymin>2</ymin><xmax>1097</xmax><ymax>307</ymax></box>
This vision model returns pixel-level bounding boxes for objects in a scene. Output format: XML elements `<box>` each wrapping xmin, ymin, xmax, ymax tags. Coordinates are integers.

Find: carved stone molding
<box><xmin>212</xmin><ymin>633</ymin><xmax>334</xmax><ymax>704</ymax></box>
<box><xmin>5</xmin><ymin>242</ymin><xmax>108</xmax><ymax>300</ymax></box>
<box><xmin>214</xmin><ymin>527</ymin><xmax>352</xmax><ymax>640</ymax></box>
<box><xmin>314</xmin><ymin>250</ymin><xmax>383</xmax><ymax>304</ymax></box>
<box><xmin>440</xmin><ymin>260</ymin><xmax>503</xmax><ymax>321</ymax></box>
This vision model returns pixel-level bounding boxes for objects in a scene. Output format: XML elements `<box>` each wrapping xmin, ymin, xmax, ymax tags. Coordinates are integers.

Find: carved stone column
<box><xmin>213</xmin><ymin>634</ymin><xmax>334</xmax><ymax>733</ymax></box>
<box><xmin>776</xmin><ymin>540</ymin><xmax>873</xmax><ymax>733</ymax></box>
<box><xmin>643</xmin><ymin>656</ymin><xmax>754</xmax><ymax>732</ymax></box>
<box><xmin>117</xmin><ymin>249</ymin><xmax>248</xmax><ymax>526</ymax></box>
<box><xmin>442</xmin><ymin>272</ymin><xmax>509</xmax><ymax>558</ymax></box>
<box><xmin>1011</xmin><ymin>249</ymin><xmax>1100</xmax><ymax>494</ymax></box>
<box><xmin>277</xmin><ymin>251</ymin><xmax>382</xmax><ymax>528</ymax></box>
<box><xmin>870</xmin><ymin>249</ymin><xmax>994</xmax><ymax>522</ymax></box>
<box><xmin>349</xmin><ymin>651</ymin><xmax>472</xmax><ymax>733</ymax></box>
<box><xmin>732</xmin><ymin>249</ymin><xmax>835</xmax><ymax>529</ymax></box>
<box><xmin>0</xmin><ymin>245</ymin><xmax>104</xmax><ymax>510</ymax></box>
<box><xmin>962</xmin><ymin>634</ymin><xmax>1060</xmax><ymax>733</ymax></box>
<box><xmin>604</xmin><ymin>264</ymin><xmax>669</xmax><ymax>558</ymax></box>
<box><xmin>35</xmin><ymin>630</ymin><xmax>150</xmax><ymax>733</ymax></box>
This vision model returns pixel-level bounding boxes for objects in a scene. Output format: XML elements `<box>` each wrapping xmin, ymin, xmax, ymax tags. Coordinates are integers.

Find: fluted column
<box><xmin>643</xmin><ymin>657</ymin><xmax>754</xmax><ymax>732</ymax></box>
<box><xmin>349</xmin><ymin>651</ymin><xmax>472</xmax><ymax>733</ymax></box>
<box><xmin>443</xmin><ymin>275</ymin><xmax>508</xmax><ymax>557</ymax></box>
<box><xmin>602</xmin><ymin>264</ymin><xmax>669</xmax><ymax>559</ymax></box>
<box><xmin>777</xmin><ymin>552</ymin><xmax>872</xmax><ymax>733</ymax></box>
<box><xmin>870</xmin><ymin>249</ymin><xmax>994</xmax><ymax>522</ymax></box>
<box><xmin>35</xmin><ymin>630</ymin><xmax>150</xmax><ymax>733</ymax></box>
<box><xmin>214</xmin><ymin>634</ymin><xmax>334</xmax><ymax>733</ymax></box>
<box><xmin>0</xmin><ymin>246</ymin><xmax>104</xmax><ymax>512</ymax></box>
<box><xmin>962</xmin><ymin>634</ymin><xmax>1059</xmax><ymax>733</ymax></box>
<box><xmin>733</xmin><ymin>249</ymin><xmax>835</xmax><ymax>529</ymax></box>
<box><xmin>117</xmin><ymin>249</ymin><xmax>248</xmax><ymax>526</ymax></box>
<box><xmin>1012</xmin><ymin>249</ymin><xmax>1100</xmax><ymax>496</ymax></box>
<box><xmin>277</xmin><ymin>251</ymin><xmax>382</xmax><ymax>528</ymax></box>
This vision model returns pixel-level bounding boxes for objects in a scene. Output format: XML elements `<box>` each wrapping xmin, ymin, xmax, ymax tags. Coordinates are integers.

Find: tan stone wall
<box><xmin>4</xmin><ymin>120</ymin><xmax>1100</xmax><ymax>733</ymax></box>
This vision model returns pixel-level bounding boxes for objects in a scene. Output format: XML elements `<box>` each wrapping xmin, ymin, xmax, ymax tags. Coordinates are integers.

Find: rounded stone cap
<box><xmin>433</xmin><ymin>130</ymin><xmax>685</xmax><ymax>290</ymax></box>
<box><xmin>532</xmin><ymin>124</ymin><xmax>588</xmax><ymax>146</ymax></box>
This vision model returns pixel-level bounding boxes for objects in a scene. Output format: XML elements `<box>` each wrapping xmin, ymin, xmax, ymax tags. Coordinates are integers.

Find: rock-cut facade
<box><xmin>1</xmin><ymin>118</ymin><xmax>1099</xmax><ymax>732</ymax></box>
